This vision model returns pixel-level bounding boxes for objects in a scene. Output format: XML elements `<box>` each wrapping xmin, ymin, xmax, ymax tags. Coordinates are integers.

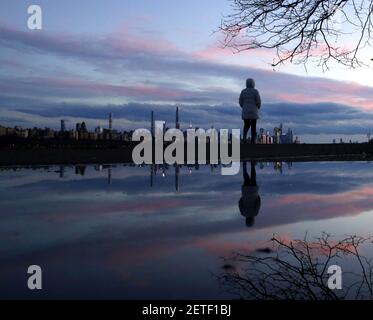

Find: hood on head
<box><xmin>246</xmin><ymin>78</ymin><xmax>255</xmax><ymax>88</ymax></box>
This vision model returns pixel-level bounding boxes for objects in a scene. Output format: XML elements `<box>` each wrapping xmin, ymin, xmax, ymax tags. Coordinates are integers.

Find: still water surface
<box><xmin>0</xmin><ymin>161</ymin><xmax>373</xmax><ymax>299</ymax></box>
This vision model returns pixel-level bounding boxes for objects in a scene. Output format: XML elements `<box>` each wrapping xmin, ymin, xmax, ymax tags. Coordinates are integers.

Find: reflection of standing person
<box><xmin>239</xmin><ymin>78</ymin><xmax>261</xmax><ymax>144</ymax></box>
<box><xmin>239</xmin><ymin>161</ymin><xmax>261</xmax><ymax>227</ymax></box>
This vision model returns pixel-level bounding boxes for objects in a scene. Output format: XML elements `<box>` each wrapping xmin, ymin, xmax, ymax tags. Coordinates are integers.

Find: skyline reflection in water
<box><xmin>0</xmin><ymin>161</ymin><xmax>373</xmax><ymax>299</ymax></box>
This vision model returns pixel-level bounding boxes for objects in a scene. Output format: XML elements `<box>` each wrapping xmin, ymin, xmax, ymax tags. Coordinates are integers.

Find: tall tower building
<box><xmin>150</xmin><ymin>164</ymin><xmax>154</xmax><ymax>187</ymax></box>
<box><xmin>176</xmin><ymin>107</ymin><xmax>180</xmax><ymax>129</ymax></box>
<box><xmin>175</xmin><ymin>165</ymin><xmax>180</xmax><ymax>191</ymax></box>
<box><xmin>109</xmin><ymin>112</ymin><xmax>113</xmax><ymax>132</ymax></box>
<box><xmin>108</xmin><ymin>166</ymin><xmax>112</xmax><ymax>185</ymax></box>
<box><xmin>60</xmin><ymin>120</ymin><xmax>66</xmax><ymax>132</ymax></box>
<box><xmin>287</xmin><ymin>128</ymin><xmax>293</xmax><ymax>144</ymax></box>
<box><xmin>151</xmin><ymin>111</ymin><xmax>155</xmax><ymax>137</ymax></box>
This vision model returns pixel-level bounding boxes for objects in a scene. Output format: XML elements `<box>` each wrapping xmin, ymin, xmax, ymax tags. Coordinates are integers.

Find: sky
<box><xmin>0</xmin><ymin>0</ymin><xmax>373</xmax><ymax>142</ymax></box>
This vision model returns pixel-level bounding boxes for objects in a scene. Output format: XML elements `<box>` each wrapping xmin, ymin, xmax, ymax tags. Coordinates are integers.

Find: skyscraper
<box><xmin>60</xmin><ymin>120</ymin><xmax>66</xmax><ymax>132</ymax></box>
<box><xmin>109</xmin><ymin>112</ymin><xmax>113</xmax><ymax>132</ymax></box>
<box><xmin>287</xmin><ymin>128</ymin><xmax>294</xmax><ymax>144</ymax></box>
<box><xmin>151</xmin><ymin>111</ymin><xmax>155</xmax><ymax>137</ymax></box>
<box><xmin>95</xmin><ymin>126</ymin><xmax>103</xmax><ymax>134</ymax></box>
<box><xmin>175</xmin><ymin>165</ymin><xmax>180</xmax><ymax>191</ymax></box>
<box><xmin>176</xmin><ymin>107</ymin><xmax>180</xmax><ymax>130</ymax></box>
<box><xmin>150</xmin><ymin>164</ymin><xmax>154</xmax><ymax>187</ymax></box>
<box><xmin>108</xmin><ymin>166</ymin><xmax>112</xmax><ymax>185</ymax></box>
<box><xmin>81</xmin><ymin>122</ymin><xmax>87</xmax><ymax>132</ymax></box>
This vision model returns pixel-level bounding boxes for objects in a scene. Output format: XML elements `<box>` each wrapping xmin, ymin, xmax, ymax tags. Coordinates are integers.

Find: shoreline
<box><xmin>0</xmin><ymin>143</ymin><xmax>372</xmax><ymax>166</ymax></box>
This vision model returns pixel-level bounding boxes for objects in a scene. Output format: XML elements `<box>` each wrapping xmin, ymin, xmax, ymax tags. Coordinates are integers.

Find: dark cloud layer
<box><xmin>5</xmin><ymin>99</ymin><xmax>371</xmax><ymax>135</ymax></box>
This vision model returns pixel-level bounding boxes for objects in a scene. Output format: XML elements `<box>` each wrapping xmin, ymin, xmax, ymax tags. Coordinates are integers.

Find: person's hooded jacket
<box><xmin>239</xmin><ymin>184</ymin><xmax>261</xmax><ymax>227</ymax></box>
<box><xmin>239</xmin><ymin>78</ymin><xmax>261</xmax><ymax>120</ymax></box>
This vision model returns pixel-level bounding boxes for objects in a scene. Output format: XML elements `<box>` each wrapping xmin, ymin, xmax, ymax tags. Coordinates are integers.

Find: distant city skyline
<box><xmin>1</xmin><ymin>110</ymin><xmax>369</xmax><ymax>144</ymax></box>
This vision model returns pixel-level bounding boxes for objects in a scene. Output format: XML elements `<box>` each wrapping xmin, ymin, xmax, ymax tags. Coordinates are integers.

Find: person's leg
<box><xmin>243</xmin><ymin>161</ymin><xmax>251</xmax><ymax>185</ymax></box>
<box><xmin>243</xmin><ymin>119</ymin><xmax>250</xmax><ymax>143</ymax></box>
<box><xmin>251</xmin><ymin>119</ymin><xmax>257</xmax><ymax>144</ymax></box>
<box><xmin>250</xmin><ymin>161</ymin><xmax>257</xmax><ymax>186</ymax></box>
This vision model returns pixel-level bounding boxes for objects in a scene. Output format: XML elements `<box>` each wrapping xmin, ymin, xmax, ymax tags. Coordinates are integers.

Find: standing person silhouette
<box><xmin>239</xmin><ymin>78</ymin><xmax>261</xmax><ymax>144</ymax></box>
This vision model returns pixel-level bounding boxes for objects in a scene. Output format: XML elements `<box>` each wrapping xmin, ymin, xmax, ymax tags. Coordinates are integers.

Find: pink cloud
<box><xmin>193</xmin><ymin>43</ymin><xmax>274</xmax><ymax>62</ymax></box>
<box><xmin>3</xmin><ymin>24</ymin><xmax>373</xmax><ymax>112</ymax></box>
<box><xmin>271</xmin><ymin>79</ymin><xmax>373</xmax><ymax>110</ymax></box>
<box><xmin>273</xmin><ymin>186</ymin><xmax>373</xmax><ymax>222</ymax></box>
<box><xmin>4</xmin><ymin>76</ymin><xmax>189</xmax><ymax>100</ymax></box>
<box><xmin>106</xmin><ymin>29</ymin><xmax>183</xmax><ymax>58</ymax></box>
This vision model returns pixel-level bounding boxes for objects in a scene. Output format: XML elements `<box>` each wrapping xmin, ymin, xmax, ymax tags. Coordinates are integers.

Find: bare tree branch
<box><xmin>219</xmin><ymin>0</ymin><xmax>373</xmax><ymax>69</ymax></box>
<box><xmin>217</xmin><ymin>233</ymin><xmax>373</xmax><ymax>300</ymax></box>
